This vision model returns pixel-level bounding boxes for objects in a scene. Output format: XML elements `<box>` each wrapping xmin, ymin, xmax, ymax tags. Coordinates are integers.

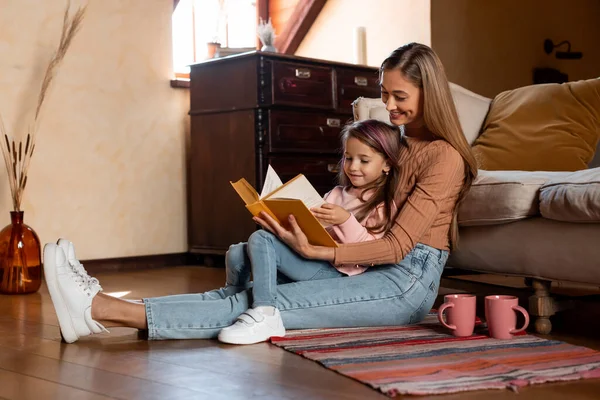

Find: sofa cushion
<box><xmin>458</xmin><ymin>170</ymin><xmax>570</xmax><ymax>226</ymax></box>
<box><xmin>472</xmin><ymin>78</ymin><xmax>600</xmax><ymax>171</ymax></box>
<box><xmin>539</xmin><ymin>168</ymin><xmax>600</xmax><ymax>222</ymax></box>
<box><xmin>352</xmin><ymin>82</ymin><xmax>491</xmax><ymax>144</ymax></box>
<box><xmin>448</xmin><ymin>83</ymin><xmax>492</xmax><ymax>145</ymax></box>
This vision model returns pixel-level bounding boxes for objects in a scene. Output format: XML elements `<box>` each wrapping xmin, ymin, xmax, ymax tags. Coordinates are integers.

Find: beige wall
<box><xmin>432</xmin><ymin>0</ymin><xmax>600</xmax><ymax>97</ymax></box>
<box><xmin>296</xmin><ymin>0</ymin><xmax>431</xmax><ymax>67</ymax></box>
<box><xmin>0</xmin><ymin>0</ymin><xmax>189</xmax><ymax>259</ymax></box>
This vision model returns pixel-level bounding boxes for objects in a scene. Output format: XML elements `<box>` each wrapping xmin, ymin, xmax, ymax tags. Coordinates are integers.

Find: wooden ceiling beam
<box><xmin>274</xmin><ymin>0</ymin><xmax>327</xmax><ymax>55</ymax></box>
<box><xmin>257</xmin><ymin>0</ymin><xmax>269</xmax><ymax>22</ymax></box>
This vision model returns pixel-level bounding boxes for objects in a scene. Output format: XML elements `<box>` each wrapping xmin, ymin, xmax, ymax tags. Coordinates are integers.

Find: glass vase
<box><xmin>0</xmin><ymin>211</ymin><xmax>42</xmax><ymax>294</ymax></box>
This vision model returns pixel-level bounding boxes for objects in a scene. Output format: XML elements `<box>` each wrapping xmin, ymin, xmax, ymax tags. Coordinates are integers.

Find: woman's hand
<box><xmin>311</xmin><ymin>203</ymin><xmax>351</xmax><ymax>226</ymax></box>
<box><xmin>253</xmin><ymin>212</ymin><xmax>335</xmax><ymax>262</ymax></box>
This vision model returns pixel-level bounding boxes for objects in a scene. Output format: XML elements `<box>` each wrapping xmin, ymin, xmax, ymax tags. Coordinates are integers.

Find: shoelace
<box><xmin>69</xmin><ymin>269</ymin><xmax>95</xmax><ymax>296</ymax></box>
<box><xmin>67</xmin><ymin>265</ymin><xmax>109</xmax><ymax>331</ymax></box>
<box><xmin>68</xmin><ymin>260</ymin><xmax>101</xmax><ymax>289</ymax></box>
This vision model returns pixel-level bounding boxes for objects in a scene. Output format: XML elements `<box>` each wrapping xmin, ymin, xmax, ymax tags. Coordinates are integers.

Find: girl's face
<box><xmin>380</xmin><ymin>69</ymin><xmax>424</xmax><ymax>128</ymax></box>
<box><xmin>343</xmin><ymin>137</ymin><xmax>390</xmax><ymax>188</ymax></box>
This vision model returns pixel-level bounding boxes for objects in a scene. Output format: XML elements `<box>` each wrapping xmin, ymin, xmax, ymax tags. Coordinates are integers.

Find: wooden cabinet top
<box><xmin>189</xmin><ymin>50</ymin><xmax>380</xmax><ymax>72</ymax></box>
<box><xmin>189</xmin><ymin>51</ymin><xmax>380</xmax><ymax>114</ymax></box>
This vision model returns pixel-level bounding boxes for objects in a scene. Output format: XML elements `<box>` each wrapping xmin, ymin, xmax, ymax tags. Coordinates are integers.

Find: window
<box><xmin>172</xmin><ymin>0</ymin><xmax>258</xmax><ymax>76</ymax></box>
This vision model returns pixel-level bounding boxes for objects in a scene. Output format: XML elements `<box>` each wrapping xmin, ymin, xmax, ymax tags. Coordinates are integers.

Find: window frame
<box><xmin>171</xmin><ymin>0</ymin><xmax>268</xmax><ymax>84</ymax></box>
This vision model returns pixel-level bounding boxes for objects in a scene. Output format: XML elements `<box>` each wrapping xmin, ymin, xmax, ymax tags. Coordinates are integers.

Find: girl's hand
<box><xmin>311</xmin><ymin>203</ymin><xmax>351</xmax><ymax>225</ymax></box>
<box><xmin>253</xmin><ymin>212</ymin><xmax>311</xmax><ymax>257</ymax></box>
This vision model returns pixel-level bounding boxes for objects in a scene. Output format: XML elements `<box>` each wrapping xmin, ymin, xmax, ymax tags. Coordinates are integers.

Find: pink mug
<box><xmin>485</xmin><ymin>295</ymin><xmax>530</xmax><ymax>339</ymax></box>
<box><xmin>437</xmin><ymin>294</ymin><xmax>476</xmax><ymax>337</ymax></box>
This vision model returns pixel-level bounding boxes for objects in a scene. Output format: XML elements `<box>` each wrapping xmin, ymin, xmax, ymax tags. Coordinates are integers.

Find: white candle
<box><xmin>353</xmin><ymin>26</ymin><xmax>367</xmax><ymax>65</ymax></box>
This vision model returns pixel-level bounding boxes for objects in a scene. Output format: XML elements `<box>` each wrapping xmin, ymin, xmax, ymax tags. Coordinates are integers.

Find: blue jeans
<box><xmin>240</xmin><ymin>230</ymin><xmax>344</xmax><ymax>307</ymax></box>
<box><xmin>182</xmin><ymin>230</ymin><xmax>344</xmax><ymax>303</ymax></box>
<box><xmin>143</xmin><ymin>235</ymin><xmax>449</xmax><ymax>340</ymax></box>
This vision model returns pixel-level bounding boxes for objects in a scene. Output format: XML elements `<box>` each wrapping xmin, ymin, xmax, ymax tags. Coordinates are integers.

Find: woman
<box><xmin>44</xmin><ymin>43</ymin><xmax>478</xmax><ymax>343</ymax></box>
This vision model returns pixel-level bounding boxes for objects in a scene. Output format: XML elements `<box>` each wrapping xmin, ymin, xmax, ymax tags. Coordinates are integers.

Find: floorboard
<box><xmin>0</xmin><ymin>266</ymin><xmax>598</xmax><ymax>400</ymax></box>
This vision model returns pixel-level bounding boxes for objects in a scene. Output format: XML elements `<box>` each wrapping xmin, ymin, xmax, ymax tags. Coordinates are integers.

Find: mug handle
<box><xmin>437</xmin><ymin>303</ymin><xmax>456</xmax><ymax>330</ymax></box>
<box><xmin>510</xmin><ymin>305</ymin><xmax>530</xmax><ymax>334</ymax></box>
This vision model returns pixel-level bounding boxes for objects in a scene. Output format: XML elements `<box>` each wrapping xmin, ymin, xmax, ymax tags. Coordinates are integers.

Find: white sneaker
<box><xmin>57</xmin><ymin>238</ymin><xmax>102</xmax><ymax>292</ymax></box>
<box><xmin>218</xmin><ymin>307</ymin><xmax>285</xmax><ymax>345</ymax></box>
<box><xmin>43</xmin><ymin>243</ymin><xmax>108</xmax><ymax>343</ymax></box>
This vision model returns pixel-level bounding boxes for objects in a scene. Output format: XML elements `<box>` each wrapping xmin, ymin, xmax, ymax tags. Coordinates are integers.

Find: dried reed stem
<box><xmin>17</xmin><ymin>126</ymin><xmax>36</xmax><ymax>207</ymax></box>
<box><xmin>0</xmin><ymin>118</ymin><xmax>17</xmax><ymax>210</ymax></box>
<box><xmin>35</xmin><ymin>1</ymin><xmax>87</xmax><ymax>120</ymax></box>
<box><xmin>0</xmin><ymin>1</ymin><xmax>86</xmax><ymax>211</ymax></box>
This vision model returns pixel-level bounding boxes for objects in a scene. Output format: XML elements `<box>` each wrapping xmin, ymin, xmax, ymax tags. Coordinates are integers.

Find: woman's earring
<box><xmin>384</xmin><ymin>170</ymin><xmax>389</xmax><ymax>176</ymax></box>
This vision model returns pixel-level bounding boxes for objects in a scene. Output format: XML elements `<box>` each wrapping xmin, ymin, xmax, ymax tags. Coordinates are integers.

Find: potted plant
<box><xmin>257</xmin><ymin>18</ymin><xmax>277</xmax><ymax>52</ymax></box>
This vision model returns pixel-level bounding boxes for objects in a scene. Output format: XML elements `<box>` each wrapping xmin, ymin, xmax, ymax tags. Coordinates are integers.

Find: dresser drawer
<box><xmin>268</xmin><ymin>111</ymin><xmax>352</xmax><ymax>154</ymax></box>
<box><xmin>272</xmin><ymin>62</ymin><xmax>335</xmax><ymax>109</ymax></box>
<box><xmin>266</xmin><ymin>157</ymin><xmax>341</xmax><ymax>196</ymax></box>
<box><xmin>337</xmin><ymin>68</ymin><xmax>381</xmax><ymax>112</ymax></box>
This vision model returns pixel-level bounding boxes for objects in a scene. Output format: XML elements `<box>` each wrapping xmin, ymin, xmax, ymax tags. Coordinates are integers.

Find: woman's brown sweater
<box><xmin>334</xmin><ymin>137</ymin><xmax>466</xmax><ymax>265</ymax></box>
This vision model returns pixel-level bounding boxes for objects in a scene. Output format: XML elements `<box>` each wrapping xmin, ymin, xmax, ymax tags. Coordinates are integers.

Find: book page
<box><xmin>266</xmin><ymin>174</ymin><xmax>326</xmax><ymax>210</ymax></box>
<box><xmin>260</xmin><ymin>165</ymin><xmax>283</xmax><ymax>198</ymax></box>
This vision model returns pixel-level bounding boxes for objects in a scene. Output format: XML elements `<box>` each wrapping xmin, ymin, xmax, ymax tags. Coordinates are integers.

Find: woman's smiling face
<box><xmin>380</xmin><ymin>69</ymin><xmax>424</xmax><ymax>128</ymax></box>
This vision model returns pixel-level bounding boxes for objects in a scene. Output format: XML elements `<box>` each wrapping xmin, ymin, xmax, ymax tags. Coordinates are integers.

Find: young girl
<box><xmin>216</xmin><ymin>119</ymin><xmax>401</xmax><ymax>345</ymax></box>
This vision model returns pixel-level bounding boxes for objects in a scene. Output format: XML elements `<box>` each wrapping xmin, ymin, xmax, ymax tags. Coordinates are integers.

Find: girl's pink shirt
<box><xmin>323</xmin><ymin>186</ymin><xmax>394</xmax><ymax>276</ymax></box>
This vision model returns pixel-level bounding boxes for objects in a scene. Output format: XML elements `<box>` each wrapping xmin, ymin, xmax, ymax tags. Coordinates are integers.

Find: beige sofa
<box><xmin>353</xmin><ymin>80</ymin><xmax>600</xmax><ymax>334</ymax></box>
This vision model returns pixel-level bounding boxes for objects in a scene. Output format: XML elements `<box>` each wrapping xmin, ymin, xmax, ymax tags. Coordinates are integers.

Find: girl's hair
<box><xmin>380</xmin><ymin>42</ymin><xmax>478</xmax><ymax>249</ymax></box>
<box><xmin>338</xmin><ymin>119</ymin><xmax>401</xmax><ymax>234</ymax></box>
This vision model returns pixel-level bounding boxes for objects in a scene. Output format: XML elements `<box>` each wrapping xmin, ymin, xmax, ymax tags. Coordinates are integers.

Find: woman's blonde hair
<box><xmin>380</xmin><ymin>43</ymin><xmax>478</xmax><ymax>249</ymax></box>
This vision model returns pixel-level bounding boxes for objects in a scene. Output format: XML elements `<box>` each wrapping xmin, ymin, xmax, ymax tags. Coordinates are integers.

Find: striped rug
<box><xmin>270</xmin><ymin>313</ymin><xmax>600</xmax><ymax>396</ymax></box>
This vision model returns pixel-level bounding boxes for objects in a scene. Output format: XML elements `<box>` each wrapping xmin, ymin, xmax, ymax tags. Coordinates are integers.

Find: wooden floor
<box><xmin>1</xmin><ymin>266</ymin><xmax>599</xmax><ymax>400</ymax></box>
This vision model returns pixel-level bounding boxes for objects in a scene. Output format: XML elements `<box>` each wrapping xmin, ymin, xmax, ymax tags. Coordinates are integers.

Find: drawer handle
<box><xmin>295</xmin><ymin>68</ymin><xmax>311</xmax><ymax>79</ymax></box>
<box><xmin>326</xmin><ymin>118</ymin><xmax>341</xmax><ymax>127</ymax></box>
<box><xmin>354</xmin><ymin>76</ymin><xmax>368</xmax><ymax>86</ymax></box>
<box><xmin>327</xmin><ymin>163</ymin><xmax>340</xmax><ymax>173</ymax></box>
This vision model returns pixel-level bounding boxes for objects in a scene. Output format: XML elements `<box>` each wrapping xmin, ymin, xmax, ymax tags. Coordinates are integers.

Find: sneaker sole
<box><xmin>218</xmin><ymin>326</ymin><xmax>285</xmax><ymax>345</ymax></box>
<box><xmin>43</xmin><ymin>244</ymin><xmax>79</xmax><ymax>344</ymax></box>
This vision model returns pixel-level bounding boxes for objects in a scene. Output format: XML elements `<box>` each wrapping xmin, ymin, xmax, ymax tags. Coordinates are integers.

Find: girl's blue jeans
<box><xmin>143</xmin><ymin>230</ymin><xmax>448</xmax><ymax>340</ymax></box>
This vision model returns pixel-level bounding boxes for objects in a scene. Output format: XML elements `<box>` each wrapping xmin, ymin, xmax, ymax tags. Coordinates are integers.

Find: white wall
<box><xmin>0</xmin><ymin>0</ymin><xmax>189</xmax><ymax>259</ymax></box>
<box><xmin>296</xmin><ymin>0</ymin><xmax>431</xmax><ymax>67</ymax></box>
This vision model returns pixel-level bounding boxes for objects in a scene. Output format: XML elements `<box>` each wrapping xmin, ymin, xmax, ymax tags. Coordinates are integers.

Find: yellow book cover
<box><xmin>230</xmin><ymin>166</ymin><xmax>338</xmax><ymax>247</ymax></box>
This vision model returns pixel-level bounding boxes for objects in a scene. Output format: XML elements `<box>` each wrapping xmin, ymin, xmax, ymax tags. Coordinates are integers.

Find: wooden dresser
<box><xmin>188</xmin><ymin>51</ymin><xmax>380</xmax><ymax>255</ymax></box>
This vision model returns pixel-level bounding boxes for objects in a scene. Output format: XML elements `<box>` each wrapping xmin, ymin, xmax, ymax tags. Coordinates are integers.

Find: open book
<box><xmin>230</xmin><ymin>165</ymin><xmax>338</xmax><ymax>247</ymax></box>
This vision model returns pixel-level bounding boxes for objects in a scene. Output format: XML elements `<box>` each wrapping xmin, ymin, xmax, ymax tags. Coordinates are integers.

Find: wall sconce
<box><xmin>544</xmin><ymin>39</ymin><xmax>583</xmax><ymax>59</ymax></box>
